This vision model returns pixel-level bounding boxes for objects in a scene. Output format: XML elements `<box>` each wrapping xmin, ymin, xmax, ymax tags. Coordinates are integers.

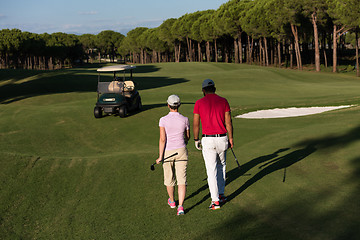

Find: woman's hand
<box><xmin>156</xmin><ymin>157</ymin><xmax>162</xmax><ymax>164</ymax></box>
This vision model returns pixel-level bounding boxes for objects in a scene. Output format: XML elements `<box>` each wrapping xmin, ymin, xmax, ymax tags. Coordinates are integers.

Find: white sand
<box><xmin>236</xmin><ymin>105</ymin><xmax>353</xmax><ymax>119</ymax></box>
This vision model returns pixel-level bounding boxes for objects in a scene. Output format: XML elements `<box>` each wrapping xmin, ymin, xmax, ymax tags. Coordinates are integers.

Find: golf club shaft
<box><xmin>151</xmin><ymin>152</ymin><xmax>178</xmax><ymax>167</ymax></box>
<box><xmin>230</xmin><ymin>148</ymin><xmax>241</xmax><ymax>168</ymax></box>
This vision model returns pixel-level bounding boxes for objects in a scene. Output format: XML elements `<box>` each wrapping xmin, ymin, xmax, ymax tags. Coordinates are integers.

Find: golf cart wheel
<box><xmin>94</xmin><ymin>107</ymin><xmax>102</xmax><ymax>118</ymax></box>
<box><xmin>137</xmin><ymin>97</ymin><xmax>143</xmax><ymax>110</ymax></box>
<box><xmin>119</xmin><ymin>105</ymin><xmax>127</xmax><ymax>118</ymax></box>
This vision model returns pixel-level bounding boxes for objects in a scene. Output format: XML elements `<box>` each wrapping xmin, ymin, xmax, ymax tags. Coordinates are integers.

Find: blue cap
<box><xmin>202</xmin><ymin>79</ymin><xmax>215</xmax><ymax>89</ymax></box>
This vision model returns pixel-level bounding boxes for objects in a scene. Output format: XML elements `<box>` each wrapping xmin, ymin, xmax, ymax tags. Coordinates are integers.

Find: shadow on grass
<box><xmin>186</xmin><ymin>125</ymin><xmax>360</xmax><ymax>214</ymax></box>
<box><xmin>227</xmin><ymin>125</ymin><xmax>360</xmax><ymax>202</ymax></box>
<box><xmin>69</xmin><ymin>63</ymin><xmax>161</xmax><ymax>74</ymax></box>
<box><xmin>227</xmin><ymin>144</ymin><xmax>317</xmax><ymax>202</ymax></box>
<box><xmin>97</xmin><ymin>102</ymin><xmax>195</xmax><ymax>118</ymax></box>
<box><xmin>185</xmin><ymin>148</ymin><xmax>291</xmax><ymax>212</ymax></box>
<box><xmin>0</xmin><ymin>68</ymin><xmax>188</xmax><ymax>104</ymax></box>
<box><xmin>191</xmin><ymin>125</ymin><xmax>360</xmax><ymax>239</ymax></box>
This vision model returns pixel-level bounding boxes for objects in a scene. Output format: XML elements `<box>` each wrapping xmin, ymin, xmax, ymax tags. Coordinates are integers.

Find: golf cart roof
<box><xmin>97</xmin><ymin>65</ymin><xmax>136</xmax><ymax>72</ymax></box>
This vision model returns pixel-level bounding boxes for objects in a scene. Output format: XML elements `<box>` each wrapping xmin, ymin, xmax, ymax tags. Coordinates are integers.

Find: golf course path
<box><xmin>236</xmin><ymin>105</ymin><xmax>354</xmax><ymax>119</ymax></box>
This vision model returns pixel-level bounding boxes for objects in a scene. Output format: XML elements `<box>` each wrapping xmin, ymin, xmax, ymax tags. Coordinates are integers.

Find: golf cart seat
<box><xmin>97</xmin><ymin>81</ymin><xmax>123</xmax><ymax>94</ymax></box>
<box><xmin>124</xmin><ymin>80</ymin><xmax>135</xmax><ymax>92</ymax></box>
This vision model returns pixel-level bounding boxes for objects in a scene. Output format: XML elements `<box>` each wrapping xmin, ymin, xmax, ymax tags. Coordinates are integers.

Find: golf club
<box><xmin>230</xmin><ymin>148</ymin><xmax>241</xmax><ymax>169</ymax></box>
<box><xmin>150</xmin><ymin>152</ymin><xmax>178</xmax><ymax>171</ymax></box>
<box><xmin>283</xmin><ymin>168</ymin><xmax>287</xmax><ymax>182</ymax></box>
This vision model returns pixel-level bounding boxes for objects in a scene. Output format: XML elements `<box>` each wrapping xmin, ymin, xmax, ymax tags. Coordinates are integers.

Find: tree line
<box><xmin>1</xmin><ymin>0</ymin><xmax>359</xmax><ymax>76</ymax></box>
<box><xmin>0</xmin><ymin>29</ymin><xmax>124</xmax><ymax>70</ymax></box>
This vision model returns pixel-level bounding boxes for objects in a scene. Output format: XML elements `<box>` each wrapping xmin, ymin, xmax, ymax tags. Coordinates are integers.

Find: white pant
<box><xmin>201</xmin><ymin>136</ymin><xmax>228</xmax><ymax>202</ymax></box>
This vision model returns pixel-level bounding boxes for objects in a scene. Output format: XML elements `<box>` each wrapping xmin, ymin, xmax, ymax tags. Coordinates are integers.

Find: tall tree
<box><xmin>198</xmin><ymin>10</ymin><xmax>216</xmax><ymax>62</ymax></box>
<box><xmin>303</xmin><ymin>0</ymin><xmax>329</xmax><ymax>72</ymax></box>
<box><xmin>177</xmin><ymin>12</ymin><xmax>203</xmax><ymax>62</ymax></box>
<box><xmin>124</xmin><ymin>27</ymin><xmax>148</xmax><ymax>63</ymax></box>
<box><xmin>96</xmin><ymin>30</ymin><xmax>124</xmax><ymax>62</ymax></box>
<box><xmin>327</xmin><ymin>0</ymin><xmax>359</xmax><ymax>73</ymax></box>
<box><xmin>158</xmin><ymin>18</ymin><xmax>177</xmax><ymax>62</ymax></box>
<box><xmin>79</xmin><ymin>34</ymin><xmax>97</xmax><ymax>63</ymax></box>
<box><xmin>242</xmin><ymin>0</ymin><xmax>272</xmax><ymax>66</ymax></box>
<box><xmin>146</xmin><ymin>28</ymin><xmax>168</xmax><ymax>63</ymax></box>
<box><xmin>190</xmin><ymin>13</ymin><xmax>205</xmax><ymax>62</ymax></box>
<box><xmin>215</xmin><ymin>1</ymin><xmax>246</xmax><ymax>63</ymax></box>
<box><xmin>0</xmin><ymin>29</ymin><xmax>23</xmax><ymax>68</ymax></box>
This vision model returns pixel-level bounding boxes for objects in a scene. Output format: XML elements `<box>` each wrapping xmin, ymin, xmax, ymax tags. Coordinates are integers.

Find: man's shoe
<box><xmin>168</xmin><ymin>198</ymin><xmax>176</xmax><ymax>208</ymax></box>
<box><xmin>177</xmin><ymin>205</ymin><xmax>185</xmax><ymax>215</ymax></box>
<box><xmin>209</xmin><ymin>201</ymin><xmax>220</xmax><ymax>210</ymax></box>
<box><xmin>219</xmin><ymin>194</ymin><xmax>227</xmax><ymax>204</ymax></box>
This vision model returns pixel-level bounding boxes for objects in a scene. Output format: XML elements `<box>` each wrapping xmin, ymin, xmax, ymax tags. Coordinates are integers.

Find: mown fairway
<box><xmin>1</xmin><ymin>63</ymin><xmax>360</xmax><ymax>239</ymax></box>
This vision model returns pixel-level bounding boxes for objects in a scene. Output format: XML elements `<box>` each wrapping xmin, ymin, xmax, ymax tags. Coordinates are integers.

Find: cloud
<box><xmin>0</xmin><ymin>14</ymin><xmax>7</xmax><ymax>19</ymax></box>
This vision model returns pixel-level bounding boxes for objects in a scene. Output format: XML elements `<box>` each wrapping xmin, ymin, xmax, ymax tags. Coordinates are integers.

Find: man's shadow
<box><xmin>226</xmin><ymin>144</ymin><xmax>317</xmax><ymax>202</ymax></box>
<box><xmin>185</xmin><ymin>125</ymin><xmax>360</xmax><ymax>213</ymax></box>
<box><xmin>185</xmin><ymin>148</ymin><xmax>291</xmax><ymax>212</ymax></box>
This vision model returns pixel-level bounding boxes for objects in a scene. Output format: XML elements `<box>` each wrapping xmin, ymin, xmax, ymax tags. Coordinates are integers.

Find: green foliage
<box><xmin>96</xmin><ymin>30</ymin><xmax>124</xmax><ymax>60</ymax></box>
<box><xmin>158</xmin><ymin>18</ymin><xmax>177</xmax><ymax>45</ymax></box>
<box><xmin>198</xmin><ymin>10</ymin><xmax>216</xmax><ymax>42</ymax></box>
<box><xmin>327</xmin><ymin>0</ymin><xmax>360</xmax><ymax>30</ymax></box>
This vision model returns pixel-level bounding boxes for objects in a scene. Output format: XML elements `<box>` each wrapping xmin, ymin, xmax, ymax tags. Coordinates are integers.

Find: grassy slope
<box><xmin>0</xmin><ymin>63</ymin><xmax>360</xmax><ymax>239</ymax></box>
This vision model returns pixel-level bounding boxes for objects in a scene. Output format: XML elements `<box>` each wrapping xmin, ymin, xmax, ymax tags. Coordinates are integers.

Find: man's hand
<box><xmin>195</xmin><ymin>140</ymin><xmax>202</xmax><ymax>150</ymax></box>
<box><xmin>228</xmin><ymin>138</ymin><xmax>234</xmax><ymax>149</ymax></box>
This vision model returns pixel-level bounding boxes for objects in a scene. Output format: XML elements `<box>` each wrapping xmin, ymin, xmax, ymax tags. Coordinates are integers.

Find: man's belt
<box><xmin>202</xmin><ymin>134</ymin><xmax>227</xmax><ymax>137</ymax></box>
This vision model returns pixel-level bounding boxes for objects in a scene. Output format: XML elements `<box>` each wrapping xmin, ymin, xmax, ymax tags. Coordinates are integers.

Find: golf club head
<box><xmin>150</xmin><ymin>164</ymin><xmax>155</xmax><ymax>171</ymax></box>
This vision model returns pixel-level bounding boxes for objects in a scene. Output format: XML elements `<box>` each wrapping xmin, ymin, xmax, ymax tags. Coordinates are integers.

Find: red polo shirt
<box><xmin>193</xmin><ymin>94</ymin><xmax>230</xmax><ymax>135</ymax></box>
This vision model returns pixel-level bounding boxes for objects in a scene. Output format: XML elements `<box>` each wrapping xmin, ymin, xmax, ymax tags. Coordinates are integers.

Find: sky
<box><xmin>0</xmin><ymin>0</ymin><xmax>229</xmax><ymax>35</ymax></box>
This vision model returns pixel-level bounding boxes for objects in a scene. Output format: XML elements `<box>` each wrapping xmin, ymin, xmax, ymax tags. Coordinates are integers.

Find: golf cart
<box><xmin>94</xmin><ymin>65</ymin><xmax>142</xmax><ymax>118</ymax></box>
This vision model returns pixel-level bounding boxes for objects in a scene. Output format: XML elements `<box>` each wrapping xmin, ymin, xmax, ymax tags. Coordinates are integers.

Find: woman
<box><xmin>156</xmin><ymin>94</ymin><xmax>190</xmax><ymax>216</ymax></box>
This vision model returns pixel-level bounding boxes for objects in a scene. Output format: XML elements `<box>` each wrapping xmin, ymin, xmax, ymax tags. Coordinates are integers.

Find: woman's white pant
<box><xmin>201</xmin><ymin>136</ymin><xmax>228</xmax><ymax>202</ymax></box>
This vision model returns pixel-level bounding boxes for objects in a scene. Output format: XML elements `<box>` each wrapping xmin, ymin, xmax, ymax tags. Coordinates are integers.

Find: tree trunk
<box><xmin>223</xmin><ymin>42</ymin><xmax>228</xmax><ymax>63</ymax></box>
<box><xmin>206</xmin><ymin>41</ymin><xmax>211</xmax><ymax>62</ymax></box>
<box><xmin>249</xmin><ymin>36</ymin><xmax>254</xmax><ymax>64</ymax></box>
<box><xmin>198</xmin><ymin>42</ymin><xmax>202</xmax><ymax>62</ymax></box>
<box><xmin>264</xmin><ymin>37</ymin><xmax>269</xmax><ymax>66</ymax></box>
<box><xmin>312</xmin><ymin>12</ymin><xmax>321</xmax><ymax>72</ymax></box>
<box><xmin>323</xmin><ymin>33</ymin><xmax>328</xmax><ymax>69</ymax></box>
<box><xmin>356</xmin><ymin>31</ymin><xmax>359</xmax><ymax>77</ymax></box>
<box><xmin>140</xmin><ymin>48</ymin><xmax>144</xmax><ymax>64</ymax></box>
<box><xmin>238</xmin><ymin>32</ymin><xmax>243</xmax><ymax>64</ymax></box>
<box><xmin>246</xmin><ymin>36</ymin><xmax>250</xmax><ymax>64</ymax></box>
<box><xmin>271</xmin><ymin>39</ymin><xmax>274</xmax><ymax>66</ymax></box>
<box><xmin>333</xmin><ymin>25</ymin><xmax>338</xmax><ymax>72</ymax></box>
<box><xmin>174</xmin><ymin>43</ymin><xmax>178</xmax><ymax>62</ymax></box>
<box><xmin>258</xmin><ymin>39</ymin><xmax>263</xmax><ymax>65</ymax></box>
<box><xmin>214</xmin><ymin>39</ymin><xmax>218</xmax><ymax>63</ymax></box>
<box><xmin>290</xmin><ymin>41</ymin><xmax>294</xmax><ymax>69</ymax></box>
<box><xmin>187</xmin><ymin>37</ymin><xmax>193</xmax><ymax>62</ymax></box>
<box><xmin>277</xmin><ymin>41</ymin><xmax>282</xmax><ymax>68</ymax></box>
<box><xmin>234</xmin><ymin>38</ymin><xmax>239</xmax><ymax>63</ymax></box>
<box><xmin>291</xmin><ymin>24</ymin><xmax>302</xmax><ymax>70</ymax></box>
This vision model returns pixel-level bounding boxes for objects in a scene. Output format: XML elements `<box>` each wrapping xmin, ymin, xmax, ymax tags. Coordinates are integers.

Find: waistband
<box><xmin>202</xmin><ymin>134</ymin><xmax>227</xmax><ymax>137</ymax></box>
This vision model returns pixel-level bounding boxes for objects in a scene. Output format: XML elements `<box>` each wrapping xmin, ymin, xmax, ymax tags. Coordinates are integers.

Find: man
<box><xmin>193</xmin><ymin>79</ymin><xmax>234</xmax><ymax>210</ymax></box>
<box><xmin>156</xmin><ymin>94</ymin><xmax>190</xmax><ymax>215</ymax></box>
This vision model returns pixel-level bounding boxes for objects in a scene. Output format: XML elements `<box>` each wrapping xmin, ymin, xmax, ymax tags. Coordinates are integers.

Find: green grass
<box><xmin>1</xmin><ymin>63</ymin><xmax>360</xmax><ymax>239</ymax></box>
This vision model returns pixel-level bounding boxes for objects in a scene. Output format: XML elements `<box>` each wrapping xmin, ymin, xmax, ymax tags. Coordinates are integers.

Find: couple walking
<box><xmin>155</xmin><ymin>79</ymin><xmax>234</xmax><ymax>215</ymax></box>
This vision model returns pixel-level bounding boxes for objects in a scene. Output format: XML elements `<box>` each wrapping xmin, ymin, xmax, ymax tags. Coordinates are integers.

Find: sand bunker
<box><xmin>236</xmin><ymin>105</ymin><xmax>353</xmax><ymax>119</ymax></box>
